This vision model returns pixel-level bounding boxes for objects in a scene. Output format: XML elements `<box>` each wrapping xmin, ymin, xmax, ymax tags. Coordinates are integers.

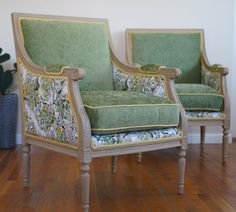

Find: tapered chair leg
<box><xmin>111</xmin><ymin>156</ymin><xmax>118</xmax><ymax>174</ymax></box>
<box><xmin>80</xmin><ymin>162</ymin><xmax>90</xmax><ymax>212</ymax></box>
<box><xmin>222</xmin><ymin>127</ymin><xmax>229</xmax><ymax>163</ymax></box>
<box><xmin>137</xmin><ymin>152</ymin><xmax>142</xmax><ymax>163</ymax></box>
<box><xmin>200</xmin><ymin>126</ymin><xmax>206</xmax><ymax>148</ymax></box>
<box><xmin>178</xmin><ymin>148</ymin><xmax>186</xmax><ymax>194</ymax></box>
<box><xmin>23</xmin><ymin>143</ymin><xmax>31</xmax><ymax>187</ymax></box>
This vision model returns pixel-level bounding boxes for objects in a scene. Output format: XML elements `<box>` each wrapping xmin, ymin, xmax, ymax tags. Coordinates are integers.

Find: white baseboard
<box><xmin>16</xmin><ymin>133</ymin><xmax>233</xmax><ymax>145</ymax></box>
<box><xmin>16</xmin><ymin>134</ymin><xmax>22</xmax><ymax>144</ymax></box>
<box><xmin>188</xmin><ymin>133</ymin><xmax>232</xmax><ymax>144</ymax></box>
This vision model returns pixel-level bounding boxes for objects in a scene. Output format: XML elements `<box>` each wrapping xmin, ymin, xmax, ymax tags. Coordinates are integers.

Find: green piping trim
<box><xmin>84</xmin><ymin>103</ymin><xmax>179</xmax><ymax>109</ymax></box>
<box><xmin>185</xmin><ymin>108</ymin><xmax>221</xmax><ymax>111</ymax></box>
<box><xmin>91</xmin><ymin>123</ymin><xmax>179</xmax><ymax>132</ymax></box>
<box><xmin>178</xmin><ymin>93</ymin><xmax>224</xmax><ymax>97</ymax></box>
<box><xmin>188</xmin><ymin>117</ymin><xmax>224</xmax><ymax>120</ymax></box>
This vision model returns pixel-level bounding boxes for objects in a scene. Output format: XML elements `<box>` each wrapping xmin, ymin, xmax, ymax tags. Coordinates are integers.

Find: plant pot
<box><xmin>0</xmin><ymin>94</ymin><xmax>18</xmax><ymax>148</ymax></box>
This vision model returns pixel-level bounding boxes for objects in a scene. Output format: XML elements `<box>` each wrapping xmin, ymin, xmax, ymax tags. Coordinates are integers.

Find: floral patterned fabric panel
<box><xmin>92</xmin><ymin>127</ymin><xmax>182</xmax><ymax>148</ymax></box>
<box><xmin>112</xmin><ymin>64</ymin><xmax>167</xmax><ymax>98</ymax></box>
<box><xmin>20</xmin><ymin>63</ymin><xmax>78</xmax><ymax>147</ymax></box>
<box><xmin>186</xmin><ymin>111</ymin><xmax>224</xmax><ymax>119</ymax></box>
<box><xmin>201</xmin><ymin>67</ymin><xmax>221</xmax><ymax>93</ymax></box>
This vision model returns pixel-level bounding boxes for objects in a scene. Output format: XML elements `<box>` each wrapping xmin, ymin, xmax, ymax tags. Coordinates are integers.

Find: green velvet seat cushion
<box><xmin>81</xmin><ymin>91</ymin><xmax>180</xmax><ymax>134</ymax></box>
<box><xmin>175</xmin><ymin>84</ymin><xmax>224</xmax><ymax>111</ymax></box>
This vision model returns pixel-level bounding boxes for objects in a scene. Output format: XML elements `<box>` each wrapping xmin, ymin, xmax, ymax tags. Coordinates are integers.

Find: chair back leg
<box><xmin>137</xmin><ymin>152</ymin><xmax>143</xmax><ymax>163</ymax></box>
<box><xmin>111</xmin><ymin>156</ymin><xmax>118</xmax><ymax>174</ymax></box>
<box><xmin>200</xmin><ymin>126</ymin><xmax>206</xmax><ymax>147</ymax></box>
<box><xmin>23</xmin><ymin>143</ymin><xmax>31</xmax><ymax>187</ymax></box>
<box><xmin>222</xmin><ymin>127</ymin><xmax>229</xmax><ymax>163</ymax></box>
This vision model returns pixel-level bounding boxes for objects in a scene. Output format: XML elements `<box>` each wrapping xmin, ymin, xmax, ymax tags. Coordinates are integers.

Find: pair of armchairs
<box><xmin>11</xmin><ymin>13</ymin><xmax>227</xmax><ymax>212</ymax></box>
<box><xmin>126</xmin><ymin>29</ymin><xmax>230</xmax><ymax>163</ymax></box>
<box><xmin>12</xmin><ymin>13</ymin><xmax>187</xmax><ymax>211</ymax></box>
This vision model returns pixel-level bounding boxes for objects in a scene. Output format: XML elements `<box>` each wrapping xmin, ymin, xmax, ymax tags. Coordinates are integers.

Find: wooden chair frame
<box><xmin>12</xmin><ymin>13</ymin><xmax>188</xmax><ymax>212</ymax></box>
<box><xmin>126</xmin><ymin>28</ymin><xmax>230</xmax><ymax>163</ymax></box>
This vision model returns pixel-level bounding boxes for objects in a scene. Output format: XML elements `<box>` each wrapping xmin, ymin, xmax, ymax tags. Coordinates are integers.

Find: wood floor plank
<box><xmin>0</xmin><ymin>141</ymin><xmax>236</xmax><ymax>211</ymax></box>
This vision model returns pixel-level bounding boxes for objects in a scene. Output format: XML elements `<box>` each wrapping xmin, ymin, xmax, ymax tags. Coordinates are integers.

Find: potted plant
<box><xmin>0</xmin><ymin>47</ymin><xmax>17</xmax><ymax>148</ymax></box>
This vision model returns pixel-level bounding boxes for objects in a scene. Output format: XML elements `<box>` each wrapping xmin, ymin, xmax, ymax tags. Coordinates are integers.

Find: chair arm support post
<box><xmin>167</xmin><ymin>78</ymin><xmax>188</xmax><ymax>148</ymax></box>
<box><xmin>201</xmin><ymin>52</ymin><xmax>230</xmax><ymax>126</ymax></box>
<box><xmin>222</xmin><ymin>75</ymin><xmax>230</xmax><ymax>128</ymax></box>
<box><xmin>70</xmin><ymin>81</ymin><xmax>92</xmax><ymax>162</ymax></box>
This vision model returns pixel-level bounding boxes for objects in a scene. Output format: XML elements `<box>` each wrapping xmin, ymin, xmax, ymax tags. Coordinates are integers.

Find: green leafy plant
<box><xmin>0</xmin><ymin>48</ymin><xmax>17</xmax><ymax>96</ymax></box>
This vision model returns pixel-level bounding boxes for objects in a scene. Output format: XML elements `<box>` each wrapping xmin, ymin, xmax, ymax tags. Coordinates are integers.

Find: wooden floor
<box><xmin>1</xmin><ymin>142</ymin><xmax>236</xmax><ymax>212</ymax></box>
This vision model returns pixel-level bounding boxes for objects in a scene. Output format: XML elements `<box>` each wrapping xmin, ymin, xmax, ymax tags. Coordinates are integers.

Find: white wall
<box><xmin>0</xmin><ymin>0</ymin><xmax>234</xmax><ymax>143</ymax></box>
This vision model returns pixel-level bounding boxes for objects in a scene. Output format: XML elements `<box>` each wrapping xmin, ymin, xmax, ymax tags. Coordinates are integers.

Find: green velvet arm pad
<box><xmin>210</xmin><ymin>64</ymin><xmax>223</xmax><ymax>71</ymax></box>
<box><xmin>44</xmin><ymin>64</ymin><xmax>66</xmax><ymax>72</ymax></box>
<box><xmin>140</xmin><ymin>64</ymin><xmax>166</xmax><ymax>73</ymax></box>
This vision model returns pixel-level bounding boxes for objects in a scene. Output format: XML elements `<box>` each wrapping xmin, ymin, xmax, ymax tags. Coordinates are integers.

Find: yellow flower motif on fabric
<box><xmin>23</xmin><ymin>88</ymin><xmax>26</xmax><ymax>97</ymax></box>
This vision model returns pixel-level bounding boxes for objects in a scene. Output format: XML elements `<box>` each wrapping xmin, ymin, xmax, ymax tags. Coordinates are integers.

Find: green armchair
<box><xmin>12</xmin><ymin>13</ymin><xmax>187</xmax><ymax>211</ymax></box>
<box><xmin>126</xmin><ymin>29</ymin><xmax>230</xmax><ymax>163</ymax></box>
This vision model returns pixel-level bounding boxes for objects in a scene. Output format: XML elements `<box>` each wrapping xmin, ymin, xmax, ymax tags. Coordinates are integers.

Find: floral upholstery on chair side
<box><xmin>112</xmin><ymin>64</ymin><xmax>167</xmax><ymax>98</ymax></box>
<box><xmin>201</xmin><ymin>66</ymin><xmax>221</xmax><ymax>93</ymax></box>
<box><xmin>186</xmin><ymin>111</ymin><xmax>224</xmax><ymax>119</ymax></box>
<box><xmin>92</xmin><ymin>127</ymin><xmax>182</xmax><ymax>148</ymax></box>
<box><xmin>20</xmin><ymin>63</ymin><xmax>78</xmax><ymax>146</ymax></box>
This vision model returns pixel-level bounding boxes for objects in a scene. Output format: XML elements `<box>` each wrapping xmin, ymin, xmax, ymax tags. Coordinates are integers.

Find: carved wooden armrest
<box><xmin>202</xmin><ymin>63</ymin><xmax>228</xmax><ymax>75</ymax></box>
<box><xmin>44</xmin><ymin>64</ymin><xmax>86</xmax><ymax>80</ymax></box>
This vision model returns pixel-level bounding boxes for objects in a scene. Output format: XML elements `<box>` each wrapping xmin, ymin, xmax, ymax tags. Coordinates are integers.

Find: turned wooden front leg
<box><xmin>178</xmin><ymin>148</ymin><xmax>186</xmax><ymax>194</ymax></box>
<box><xmin>222</xmin><ymin>127</ymin><xmax>229</xmax><ymax>163</ymax></box>
<box><xmin>81</xmin><ymin>162</ymin><xmax>90</xmax><ymax>212</ymax></box>
<box><xmin>23</xmin><ymin>143</ymin><xmax>31</xmax><ymax>187</ymax></box>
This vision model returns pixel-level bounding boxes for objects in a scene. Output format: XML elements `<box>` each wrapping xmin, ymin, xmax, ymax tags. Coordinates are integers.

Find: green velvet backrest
<box><xmin>130</xmin><ymin>32</ymin><xmax>202</xmax><ymax>83</ymax></box>
<box><xmin>20</xmin><ymin>19</ymin><xmax>114</xmax><ymax>91</ymax></box>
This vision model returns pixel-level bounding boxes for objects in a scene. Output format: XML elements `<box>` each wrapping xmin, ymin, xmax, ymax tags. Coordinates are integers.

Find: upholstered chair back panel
<box><xmin>20</xmin><ymin>19</ymin><xmax>114</xmax><ymax>91</ymax></box>
<box><xmin>131</xmin><ymin>33</ymin><xmax>201</xmax><ymax>83</ymax></box>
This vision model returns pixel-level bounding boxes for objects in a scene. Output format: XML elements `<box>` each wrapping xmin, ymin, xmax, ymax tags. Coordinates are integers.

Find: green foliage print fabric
<box><xmin>112</xmin><ymin>64</ymin><xmax>167</xmax><ymax>98</ymax></box>
<box><xmin>92</xmin><ymin>127</ymin><xmax>182</xmax><ymax>148</ymax></box>
<box><xmin>201</xmin><ymin>67</ymin><xmax>221</xmax><ymax>93</ymax></box>
<box><xmin>20</xmin><ymin>63</ymin><xmax>78</xmax><ymax>147</ymax></box>
<box><xmin>186</xmin><ymin>111</ymin><xmax>224</xmax><ymax>119</ymax></box>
